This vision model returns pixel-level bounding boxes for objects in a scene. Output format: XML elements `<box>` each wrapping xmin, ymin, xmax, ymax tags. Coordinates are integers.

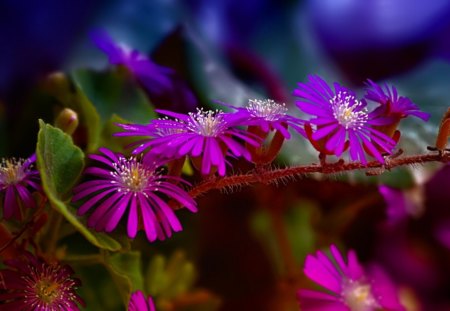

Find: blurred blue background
<box><xmin>1</xmin><ymin>0</ymin><xmax>450</xmax><ymax>157</ymax></box>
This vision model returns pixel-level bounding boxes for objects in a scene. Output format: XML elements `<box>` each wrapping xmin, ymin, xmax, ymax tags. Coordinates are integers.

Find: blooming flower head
<box><xmin>91</xmin><ymin>29</ymin><xmax>197</xmax><ymax>112</ymax></box>
<box><xmin>298</xmin><ymin>245</ymin><xmax>405</xmax><ymax>311</ymax></box>
<box><xmin>365</xmin><ymin>80</ymin><xmax>430</xmax><ymax>122</ymax></box>
<box><xmin>128</xmin><ymin>290</ymin><xmax>156</xmax><ymax>311</ymax></box>
<box><xmin>364</xmin><ymin>80</ymin><xmax>430</xmax><ymax>145</ymax></box>
<box><xmin>72</xmin><ymin>148</ymin><xmax>197</xmax><ymax>242</ymax></box>
<box><xmin>0</xmin><ymin>155</ymin><xmax>41</xmax><ymax>220</ymax></box>
<box><xmin>115</xmin><ymin>108</ymin><xmax>261</xmax><ymax>176</ymax></box>
<box><xmin>378</xmin><ymin>185</ymin><xmax>424</xmax><ymax>224</ymax></box>
<box><xmin>0</xmin><ymin>252</ymin><xmax>84</xmax><ymax>310</ymax></box>
<box><xmin>223</xmin><ymin>98</ymin><xmax>306</xmax><ymax>139</ymax></box>
<box><xmin>293</xmin><ymin>75</ymin><xmax>396</xmax><ymax>163</ymax></box>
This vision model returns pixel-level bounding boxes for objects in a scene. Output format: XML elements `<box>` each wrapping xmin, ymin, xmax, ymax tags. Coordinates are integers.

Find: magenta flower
<box><xmin>91</xmin><ymin>29</ymin><xmax>197</xmax><ymax>112</ymax></box>
<box><xmin>0</xmin><ymin>154</ymin><xmax>41</xmax><ymax>220</ymax></box>
<box><xmin>298</xmin><ymin>245</ymin><xmax>405</xmax><ymax>311</ymax></box>
<box><xmin>365</xmin><ymin>80</ymin><xmax>431</xmax><ymax>122</ymax></box>
<box><xmin>378</xmin><ymin>185</ymin><xmax>423</xmax><ymax>224</ymax></box>
<box><xmin>223</xmin><ymin>98</ymin><xmax>306</xmax><ymax>139</ymax></box>
<box><xmin>128</xmin><ymin>290</ymin><xmax>156</xmax><ymax>311</ymax></box>
<box><xmin>116</xmin><ymin>108</ymin><xmax>261</xmax><ymax>176</ymax></box>
<box><xmin>0</xmin><ymin>252</ymin><xmax>84</xmax><ymax>310</ymax></box>
<box><xmin>293</xmin><ymin>75</ymin><xmax>396</xmax><ymax>164</ymax></box>
<box><xmin>72</xmin><ymin>148</ymin><xmax>197</xmax><ymax>242</ymax></box>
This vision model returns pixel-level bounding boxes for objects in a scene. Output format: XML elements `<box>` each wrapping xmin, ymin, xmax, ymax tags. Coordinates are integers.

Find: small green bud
<box><xmin>55</xmin><ymin>108</ymin><xmax>79</xmax><ymax>135</ymax></box>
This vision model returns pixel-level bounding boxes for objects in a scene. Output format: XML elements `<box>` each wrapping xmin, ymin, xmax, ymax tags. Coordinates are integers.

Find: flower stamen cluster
<box><xmin>246</xmin><ymin>98</ymin><xmax>288</xmax><ymax>121</ymax></box>
<box><xmin>110</xmin><ymin>156</ymin><xmax>157</xmax><ymax>195</ymax></box>
<box><xmin>187</xmin><ymin>108</ymin><xmax>226</xmax><ymax>137</ymax></box>
<box><xmin>330</xmin><ymin>92</ymin><xmax>368</xmax><ymax>130</ymax></box>
<box><xmin>0</xmin><ymin>158</ymin><xmax>29</xmax><ymax>186</ymax></box>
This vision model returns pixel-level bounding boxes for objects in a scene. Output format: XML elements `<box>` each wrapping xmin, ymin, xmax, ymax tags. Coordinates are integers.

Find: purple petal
<box><xmin>76</xmin><ymin>188</ymin><xmax>116</xmax><ymax>215</ymax></box>
<box><xmin>127</xmin><ymin>197</ymin><xmax>139</xmax><ymax>239</ymax></box>
<box><xmin>138</xmin><ymin>195</ymin><xmax>158</xmax><ymax>241</ymax></box>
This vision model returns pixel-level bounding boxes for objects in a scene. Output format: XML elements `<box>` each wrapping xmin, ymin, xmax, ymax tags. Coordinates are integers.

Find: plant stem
<box><xmin>181</xmin><ymin>152</ymin><xmax>449</xmax><ymax>208</ymax></box>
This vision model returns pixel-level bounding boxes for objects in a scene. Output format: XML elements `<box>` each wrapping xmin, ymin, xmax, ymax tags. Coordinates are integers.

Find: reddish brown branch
<box><xmin>181</xmin><ymin>152</ymin><xmax>449</xmax><ymax>207</ymax></box>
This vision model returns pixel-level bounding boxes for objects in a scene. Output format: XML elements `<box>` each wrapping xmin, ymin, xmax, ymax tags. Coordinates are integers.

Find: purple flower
<box><xmin>293</xmin><ymin>75</ymin><xmax>396</xmax><ymax>164</ymax></box>
<box><xmin>298</xmin><ymin>245</ymin><xmax>405</xmax><ymax>311</ymax></box>
<box><xmin>378</xmin><ymin>185</ymin><xmax>423</xmax><ymax>224</ymax></box>
<box><xmin>365</xmin><ymin>80</ymin><xmax>431</xmax><ymax>124</ymax></box>
<box><xmin>223</xmin><ymin>98</ymin><xmax>306</xmax><ymax>139</ymax></box>
<box><xmin>116</xmin><ymin>108</ymin><xmax>261</xmax><ymax>176</ymax></box>
<box><xmin>91</xmin><ymin>29</ymin><xmax>197</xmax><ymax>112</ymax></box>
<box><xmin>128</xmin><ymin>290</ymin><xmax>156</xmax><ymax>311</ymax></box>
<box><xmin>0</xmin><ymin>252</ymin><xmax>84</xmax><ymax>310</ymax></box>
<box><xmin>72</xmin><ymin>148</ymin><xmax>197</xmax><ymax>242</ymax></box>
<box><xmin>0</xmin><ymin>155</ymin><xmax>41</xmax><ymax>220</ymax></box>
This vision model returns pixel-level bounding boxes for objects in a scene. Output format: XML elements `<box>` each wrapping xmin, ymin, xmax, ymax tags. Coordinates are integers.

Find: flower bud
<box><xmin>55</xmin><ymin>108</ymin><xmax>79</xmax><ymax>135</ymax></box>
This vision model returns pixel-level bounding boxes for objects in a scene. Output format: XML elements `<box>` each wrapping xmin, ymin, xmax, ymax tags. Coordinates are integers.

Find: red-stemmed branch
<box><xmin>178</xmin><ymin>152</ymin><xmax>449</xmax><ymax>208</ymax></box>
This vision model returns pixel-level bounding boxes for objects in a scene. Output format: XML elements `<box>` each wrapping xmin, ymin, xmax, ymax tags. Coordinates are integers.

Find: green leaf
<box><xmin>104</xmin><ymin>251</ymin><xmax>144</xmax><ymax>305</ymax></box>
<box><xmin>284</xmin><ymin>201</ymin><xmax>316</xmax><ymax>264</ymax></box>
<box><xmin>250</xmin><ymin>210</ymin><xmax>284</xmax><ymax>276</ymax></box>
<box><xmin>72</xmin><ymin>69</ymin><xmax>156</xmax><ymax>124</ymax></box>
<box><xmin>36</xmin><ymin>120</ymin><xmax>121</xmax><ymax>251</ymax></box>
<box><xmin>145</xmin><ymin>251</ymin><xmax>196</xmax><ymax>299</ymax></box>
<box><xmin>146</xmin><ymin>254</ymin><xmax>168</xmax><ymax>295</ymax></box>
<box><xmin>99</xmin><ymin>114</ymin><xmax>142</xmax><ymax>153</ymax></box>
<box><xmin>45</xmin><ymin>73</ymin><xmax>101</xmax><ymax>153</ymax></box>
<box><xmin>37</xmin><ymin>120</ymin><xmax>84</xmax><ymax>196</ymax></box>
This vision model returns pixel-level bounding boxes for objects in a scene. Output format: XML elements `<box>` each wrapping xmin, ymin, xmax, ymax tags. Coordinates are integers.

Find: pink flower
<box><xmin>0</xmin><ymin>252</ymin><xmax>84</xmax><ymax>310</ymax></box>
<box><xmin>298</xmin><ymin>245</ymin><xmax>405</xmax><ymax>311</ymax></box>
<box><xmin>116</xmin><ymin>108</ymin><xmax>261</xmax><ymax>176</ymax></box>
<box><xmin>293</xmin><ymin>75</ymin><xmax>396</xmax><ymax>164</ymax></box>
<box><xmin>0</xmin><ymin>154</ymin><xmax>41</xmax><ymax>220</ymax></box>
<box><xmin>128</xmin><ymin>290</ymin><xmax>156</xmax><ymax>311</ymax></box>
<box><xmin>72</xmin><ymin>148</ymin><xmax>197</xmax><ymax>242</ymax></box>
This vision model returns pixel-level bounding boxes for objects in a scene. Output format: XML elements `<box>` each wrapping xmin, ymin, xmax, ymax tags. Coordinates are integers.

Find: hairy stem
<box><xmin>181</xmin><ymin>152</ymin><xmax>449</xmax><ymax>208</ymax></box>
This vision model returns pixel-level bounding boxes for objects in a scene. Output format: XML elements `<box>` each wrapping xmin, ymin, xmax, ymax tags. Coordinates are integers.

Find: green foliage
<box><xmin>105</xmin><ymin>251</ymin><xmax>145</xmax><ymax>305</ymax></box>
<box><xmin>72</xmin><ymin>69</ymin><xmax>156</xmax><ymax>124</ymax></box>
<box><xmin>99</xmin><ymin>114</ymin><xmax>139</xmax><ymax>154</ymax></box>
<box><xmin>145</xmin><ymin>250</ymin><xmax>196</xmax><ymax>299</ymax></box>
<box><xmin>284</xmin><ymin>201</ymin><xmax>316</xmax><ymax>264</ymax></box>
<box><xmin>45</xmin><ymin>73</ymin><xmax>101</xmax><ymax>153</ymax></box>
<box><xmin>36</xmin><ymin>120</ymin><xmax>121</xmax><ymax>251</ymax></box>
<box><xmin>250</xmin><ymin>210</ymin><xmax>284</xmax><ymax>276</ymax></box>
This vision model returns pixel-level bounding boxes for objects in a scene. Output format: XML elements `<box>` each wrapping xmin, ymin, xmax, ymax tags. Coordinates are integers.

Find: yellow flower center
<box><xmin>35</xmin><ymin>278</ymin><xmax>61</xmax><ymax>304</ymax></box>
<box><xmin>0</xmin><ymin>158</ymin><xmax>27</xmax><ymax>185</ymax></box>
<box><xmin>343</xmin><ymin>280</ymin><xmax>380</xmax><ymax>311</ymax></box>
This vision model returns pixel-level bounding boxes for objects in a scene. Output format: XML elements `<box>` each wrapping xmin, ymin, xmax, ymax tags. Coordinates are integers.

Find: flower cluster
<box><xmin>298</xmin><ymin>245</ymin><xmax>405</xmax><ymax>311</ymax></box>
<box><xmin>114</xmin><ymin>75</ymin><xmax>428</xmax><ymax>172</ymax></box>
<box><xmin>0</xmin><ymin>252</ymin><xmax>84</xmax><ymax>310</ymax></box>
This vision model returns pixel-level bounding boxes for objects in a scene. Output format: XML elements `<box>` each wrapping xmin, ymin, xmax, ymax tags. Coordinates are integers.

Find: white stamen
<box><xmin>110</xmin><ymin>157</ymin><xmax>157</xmax><ymax>195</ymax></box>
<box><xmin>0</xmin><ymin>158</ymin><xmax>28</xmax><ymax>185</ymax></box>
<box><xmin>342</xmin><ymin>279</ymin><xmax>380</xmax><ymax>311</ymax></box>
<box><xmin>154</xmin><ymin>117</ymin><xmax>187</xmax><ymax>136</ymax></box>
<box><xmin>246</xmin><ymin>99</ymin><xmax>287</xmax><ymax>121</ymax></box>
<box><xmin>330</xmin><ymin>92</ymin><xmax>368</xmax><ymax>130</ymax></box>
<box><xmin>187</xmin><ymin>108</ymin><xmax>226</xmax><ymax>137</ymax></box>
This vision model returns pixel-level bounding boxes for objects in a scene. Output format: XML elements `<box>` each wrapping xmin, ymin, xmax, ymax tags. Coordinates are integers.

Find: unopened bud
<box><xmin>55</xmin><ymin>108</ymin><xmax>79</xmax><ymax>135</ymax></box>
<box><xmin>435</xmin><ymin>108</ymin><xmax>450</xmax><ymax>151</ymax></box>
